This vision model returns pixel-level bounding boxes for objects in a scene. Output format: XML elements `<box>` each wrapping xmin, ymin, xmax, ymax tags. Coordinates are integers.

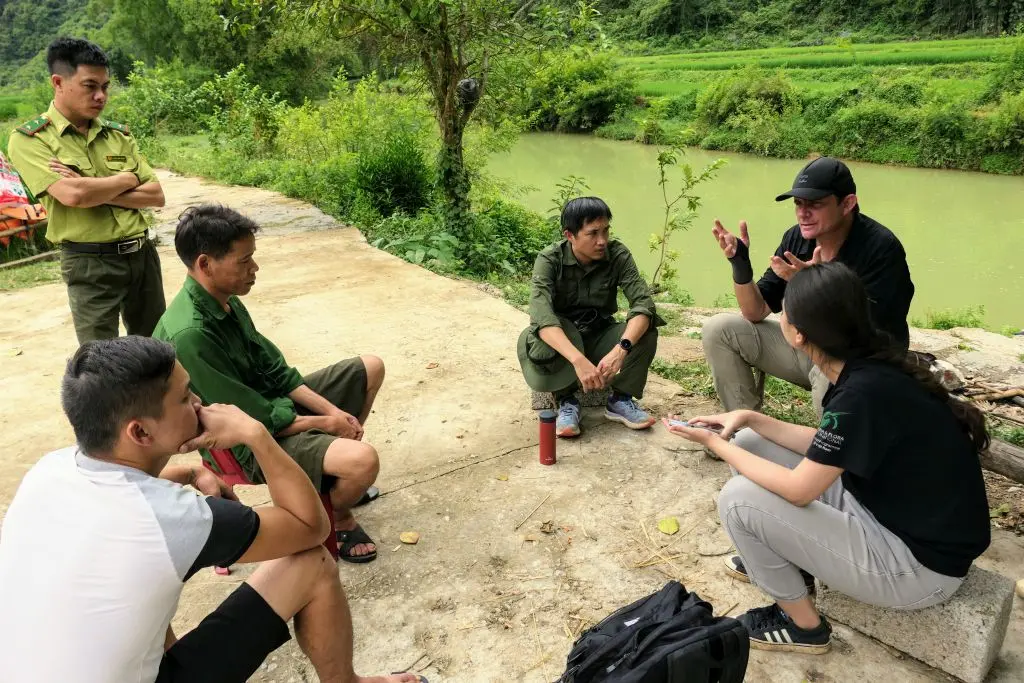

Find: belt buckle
<box><xmin>117</xmin><ymin>238</ymin><xmax>142</xmax><ymax>255</ymax></box>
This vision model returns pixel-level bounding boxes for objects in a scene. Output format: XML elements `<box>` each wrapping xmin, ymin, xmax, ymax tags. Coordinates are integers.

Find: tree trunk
<box><xmin>982</xmin><ymin>438</ymin><xmax>1024</xmax><ymax>485</ymax></box>
<box><xmin>437</xmin><ymin>116</ymin><xmax>471</xmax><ymax>237</ymax></box>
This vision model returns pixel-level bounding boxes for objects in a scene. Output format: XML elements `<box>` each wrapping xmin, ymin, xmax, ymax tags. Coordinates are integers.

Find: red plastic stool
<box><xmin>203</xmin><ymin>448</ymin><xmax>339</xmax><ymax>574</ymax></box>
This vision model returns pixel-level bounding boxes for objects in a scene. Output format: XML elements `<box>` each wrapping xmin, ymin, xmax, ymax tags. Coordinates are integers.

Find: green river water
<box><xmin>491</xmin><ymin>133</ymin><xmax>1024</xmax><ymax>328</ymax></box>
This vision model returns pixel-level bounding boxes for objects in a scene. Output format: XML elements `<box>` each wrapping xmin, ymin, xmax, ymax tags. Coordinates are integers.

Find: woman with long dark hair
<box><xmin>666</xmin><ymin>262</ymin><xmax>990</xmax><ymax>654</ymax></box>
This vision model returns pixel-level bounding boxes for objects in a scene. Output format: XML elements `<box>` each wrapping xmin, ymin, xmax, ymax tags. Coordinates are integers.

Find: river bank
<box><xmin>491</xmin><ymin>133</ymin><xmax>1024</xmax><ymax>329</ymax></box>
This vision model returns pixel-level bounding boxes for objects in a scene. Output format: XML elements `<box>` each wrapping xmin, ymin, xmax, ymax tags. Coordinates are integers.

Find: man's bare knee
<box><xmin>324</xmin><ymin>439</ymin><xmax>379</xmax><ymax>487</ymax></box>
<box><xmin>360</xmin><ymin>354</ymin><xmax>385</xmax><ymax>391</ymax></box>
<box><xmin>247</xmin><ymin>546</ymin><xmax>338</xmax><ymax>621</ymax></box>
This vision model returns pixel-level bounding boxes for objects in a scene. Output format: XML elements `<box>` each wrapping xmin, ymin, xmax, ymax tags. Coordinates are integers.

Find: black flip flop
<box><xmin>336</xmin><ymin>524</ymin><xmax>378</xmax><ymax>564</ymax></box>
<box><xmin>354</xmin><ymin>485</ymin><xmax>380</xmax><ymax>507</ymax></box>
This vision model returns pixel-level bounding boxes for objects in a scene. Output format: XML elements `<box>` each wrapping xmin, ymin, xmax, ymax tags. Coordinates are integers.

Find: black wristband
<box><xmin>727</xmin><ymin>239</ymin><xmax>754</xmax><ymax>285</ymax></box>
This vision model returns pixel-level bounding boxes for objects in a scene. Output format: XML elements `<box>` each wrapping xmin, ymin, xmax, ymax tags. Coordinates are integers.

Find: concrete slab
<box><xmin>531</xmin><ymin>389</ymin><xmax>611</xmax><ymax>410</ymax></box>
<box><xmin>817</xmin><ymin>566</ymin><xmax>1015</xmax><ymax>683</ymax></box>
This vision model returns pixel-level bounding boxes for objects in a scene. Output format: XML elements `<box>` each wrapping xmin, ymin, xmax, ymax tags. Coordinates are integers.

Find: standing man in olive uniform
<box><xmin>518</xmin><ymin>197</ymin><xmax>663</xmax><ymax>438</ymax></box>
<box><xmin>8</xmin><ymin>38</ymin><xmax>166</xmax><ymax>344</ymax></box>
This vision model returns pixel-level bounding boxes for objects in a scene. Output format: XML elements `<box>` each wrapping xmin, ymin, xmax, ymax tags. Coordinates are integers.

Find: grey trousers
<box><xmin>702</xmin><ymin>313</ymin><xmax>829</xmax><ymax>416</ymax></box>
<box><xmin>718</xmin><ymin>429</ymin><xmax>963</xmax><ymax>607</ymax></box>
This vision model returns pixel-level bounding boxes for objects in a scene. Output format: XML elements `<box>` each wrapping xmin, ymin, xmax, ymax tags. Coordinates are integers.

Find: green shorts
<box><xmin>249</xmin><ymin>357</ymin><xmax>367</xmax><ymax>491</ymax></box>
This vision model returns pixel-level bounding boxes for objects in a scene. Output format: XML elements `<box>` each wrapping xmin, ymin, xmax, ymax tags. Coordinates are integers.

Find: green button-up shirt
<box><xmin>529</xmin><ymin>239</ymin><xmax>663</xmax><ymax>332</ymax></box>
<box><xmin>7</xmin><ymin>102</ymin><xmax>157</xmax><ymax>244</ymax></box>
<box><xmin>153</xmin><ymin>276</ymin><xmax>305</xmax><ymax>471</ymax></box>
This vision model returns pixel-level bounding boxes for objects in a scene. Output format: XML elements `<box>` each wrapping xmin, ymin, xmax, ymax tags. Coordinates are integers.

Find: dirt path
<box><xmin>1</xmin><ymin>170</ymin><xmax>1021</xmax><ymax>682</ymax></box>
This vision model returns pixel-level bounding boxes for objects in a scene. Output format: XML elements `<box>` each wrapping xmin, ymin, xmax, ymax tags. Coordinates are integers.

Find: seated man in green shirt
<box><xmin>517</xmin><ymin>197</ymin><xmax>662</xmax><ymax>438</ymax></box>
<box><xmin>154</xmin><ymin>205</ymin><xmax>384</xmax><ymax>564</ymax></box>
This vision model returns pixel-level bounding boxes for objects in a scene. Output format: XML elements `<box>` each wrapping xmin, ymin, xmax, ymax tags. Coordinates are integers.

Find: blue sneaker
<box><xmin>556</xmin><ymin>399</ymin><xmax>581</xmax><ymax>438</ymax></box>
<box><xmin>604</xmin><ymin>395</ymin><xmax>656</xmax><ymax>430</ymax></box>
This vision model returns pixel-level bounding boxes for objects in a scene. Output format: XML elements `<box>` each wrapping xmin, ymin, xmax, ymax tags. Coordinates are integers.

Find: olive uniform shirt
<box><xmin>7</xmin><ymin>102</ymin><xmax>157</xmax><ymax>244</ymax></box>
<box><xmin>153</xmin><ymin>276</ymin><xmax>305</xmax><ymax>472</ymax></box>
<box><xmin>529</xmin><ymin>239</ymin><xmax>663</xmax><ymax>332</ymax></box>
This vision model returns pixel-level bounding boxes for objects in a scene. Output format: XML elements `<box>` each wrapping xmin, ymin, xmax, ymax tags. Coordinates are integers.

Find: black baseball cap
<box><xmin>775</xmin><ymin>157</ymin><xmax>857</xmax><ymax>202</ymax></box>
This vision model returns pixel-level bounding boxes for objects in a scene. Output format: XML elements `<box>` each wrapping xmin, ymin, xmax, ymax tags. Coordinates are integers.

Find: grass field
<box><xmin>623</xmin><ymin>36</ymin><xmax>1014</xmax><ymax>98</ymax></box>
<box><xmin>605</xmin><ymin>35</ymin><xmax>1023</xmax><ymax>174</ymax></box>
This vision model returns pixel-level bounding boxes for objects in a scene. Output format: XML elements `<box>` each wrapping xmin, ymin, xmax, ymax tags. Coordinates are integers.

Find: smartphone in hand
<box><xmin>667</xmin><ymin>419</ymin><xmax>724</xmax><ymax>434</ymax></box>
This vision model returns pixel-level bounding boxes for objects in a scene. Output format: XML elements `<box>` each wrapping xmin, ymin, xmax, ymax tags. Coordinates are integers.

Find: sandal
<box><xmin>336</xmin><ymin>524</ymin><xmax>378</xmax><ymax>564</ymax></box>
<box><xmin>391</xmin><ymin>674</ymin><xmax>428</xmax><ymax>682</ymax></box>
<box><xmin>354</xmin><ymin>485</ymin><xmax>380</xmax><ymax>507</ymax></box>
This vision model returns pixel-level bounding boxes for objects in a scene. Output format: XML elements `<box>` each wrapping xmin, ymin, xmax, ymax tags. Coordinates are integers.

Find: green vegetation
<box><xmin>990</xmin><ymin>422</ymin><xmax>1024</xmax><ymax>448</ymax></box>
<box><xmin>651</xmin><ymin>358</ymin><xmax>817</xmax><ymax>426</ymax></box>
<box><xmin>911</xmin><ymin>305</ymin><xmax>987</xmax><ymax>330</ymax></box>
<box><xmin>599</xmin><ymin>36</ymin><xmax>1024</xmax><ymax>174</ymax></box>
<box><xmin>0</xmin><ymin>260</ymin><xmax>60</xmax><ymax>290</ymax></box>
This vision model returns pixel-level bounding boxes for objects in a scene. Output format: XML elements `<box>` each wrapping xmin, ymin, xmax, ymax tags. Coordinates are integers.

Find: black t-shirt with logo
<box><xmin>757</xmin><ymin>213</ymin><xmax>915</xmax><ymax>348</ymax></box>
<box><xmin>805</xmin><ymin>359</ymin><xmax>990</xmax><ymax>578</ymax></box>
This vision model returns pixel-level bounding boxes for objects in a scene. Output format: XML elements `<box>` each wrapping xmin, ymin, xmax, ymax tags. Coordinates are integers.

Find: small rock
<box><xmin>1017</xmin><ymin>578</ymin><xmax>1024</xmax><ymax>599</ymax></box>
<box><xmin>929</xmin><ymin>359</ymin><xmax>965</xmax><ymax>391</ymax></box>
<box><xmin>400</xmin><ymin>531</ymin><xmax>420</xmax><ymax>545</ymax></box>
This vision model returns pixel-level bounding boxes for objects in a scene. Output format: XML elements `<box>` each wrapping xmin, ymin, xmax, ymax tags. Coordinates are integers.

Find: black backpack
<box><xmin>558</xmin><ymin>581</ymin><xmax>749</xmax><ymax>683</ymax></box>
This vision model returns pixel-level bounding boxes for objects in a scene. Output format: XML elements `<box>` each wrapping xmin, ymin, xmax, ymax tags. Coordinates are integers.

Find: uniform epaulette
<box><xmin>15</xmin><ymin>116</ymin><xmax>50</xmax><ymax>136</ymax></box>
<box><xmin>99</xmin><ymin>119</ymin><xmax>131</xmax><ymax>135</ymax></box>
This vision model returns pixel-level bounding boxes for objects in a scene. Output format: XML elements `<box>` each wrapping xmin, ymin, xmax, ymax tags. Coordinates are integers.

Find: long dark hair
<box><xmin>785</xmin><ymin>262</ymin><xmax>989</xmax><ymax>452</ymax></box>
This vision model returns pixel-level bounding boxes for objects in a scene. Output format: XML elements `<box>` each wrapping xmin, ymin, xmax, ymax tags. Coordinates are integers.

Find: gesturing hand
<box><xmin>179</xmin><ymin>404</ymin><xmax>264</xmax><ymax>454</ymax></box>
<box><xmin>770</xmin><ymin>247</ymin><xmax>822</xmax><ymax>281</ymax></box>
<box><xmin>712</xmin><ymin>219</ymin><xmax>750</xmax><ymax>259</ymax></box>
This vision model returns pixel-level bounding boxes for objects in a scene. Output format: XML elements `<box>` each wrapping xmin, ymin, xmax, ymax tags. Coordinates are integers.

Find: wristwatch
<box><xmin>618</xmin><ymin>338</ymin><xmax>633</xmax><ymax>354</ymax></box>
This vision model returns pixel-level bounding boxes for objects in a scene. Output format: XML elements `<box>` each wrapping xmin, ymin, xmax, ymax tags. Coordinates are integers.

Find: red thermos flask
<box><xmin>539</xmin><ymin>409</ymin><xmax>556</xmax><ymax>465</ymax></box>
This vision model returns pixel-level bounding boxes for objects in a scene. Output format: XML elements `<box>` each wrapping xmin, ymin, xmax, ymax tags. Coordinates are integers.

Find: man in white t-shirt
<box><xmin>0</xmin><ymin>336</ymin><xmax>426</xmax><ymax>683</ymax></box>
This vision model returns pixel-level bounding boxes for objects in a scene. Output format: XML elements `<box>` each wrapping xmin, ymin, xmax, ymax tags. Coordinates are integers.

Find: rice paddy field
<box><xmin>604</xmin><ymin>37</ymin><xmax>1024</xmax><ymax>174</ymax></box>
<box><xmin>625</xmin><ymin>37</ymin><xmax>1015</xmax><ymax>99</ymax></box>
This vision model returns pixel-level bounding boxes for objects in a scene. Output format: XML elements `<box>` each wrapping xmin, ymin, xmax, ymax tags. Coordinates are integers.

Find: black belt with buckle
<box><xmin>61</xmin><ymin>235</ymin><xmax>147</xmax><ymax>255</ymax></box>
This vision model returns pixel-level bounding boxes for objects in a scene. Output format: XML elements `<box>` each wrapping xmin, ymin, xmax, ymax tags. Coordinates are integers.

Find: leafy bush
<box><xmin>862</xmin><ymin>76</ymin><xmax>927</xmax><ymax>106</ymax></box>
<box><xmin>462</xmin><ymin>198</ymin><xmax>554</xmax><ymax>277</ymax></box>
<box><xmin>983</xmin><ymin>38</ymin><xmax>1024</xmax><ymax>102</ymax></box>
<box><xmin>106</xmin><ymin>61</ymin><xmax>214</xmax><ymax>138</ymax></box>
<box><xmin>354</xmin><ymin>132</ymin><xmax>432</xmax><ymax>217</ymax></box>
<box><xmin>0</xmin><ymin>102</ymin><xmax>17</xmax><ymax>119</ymax></box>
<box><xmin>524</xmin><ymin>52</ymin><xmax>638</xmax><ymax>132</ymax></box>
<box><xmin>695</xmin><ymin>66</ymin><xmax>800</xmax><ymax>128</ymax></box>
<box><xmin>987</xmin><ymin>90</ymin><xmax>1024</xmax><ymax>162</ymax></box>
<box><xmin>917</xmin><ymin>104</ymin><xmax>978</xmax><ymax>168</ymax></box>
<box><xmin>198</xmin><ymin>67</ymin><xmax>288</xmax><ymax>158</ymax></box>
<box><xmin>826</xmin><ymin>99</ymin><xmax>918</xmax><ymax>160</ymax></box>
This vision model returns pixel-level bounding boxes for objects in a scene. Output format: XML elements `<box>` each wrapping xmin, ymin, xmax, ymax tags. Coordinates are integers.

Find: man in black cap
<box><xmin>701</xmin><ymin>156</ymin><xmax>914</xmax><ymax>415</ymax></box>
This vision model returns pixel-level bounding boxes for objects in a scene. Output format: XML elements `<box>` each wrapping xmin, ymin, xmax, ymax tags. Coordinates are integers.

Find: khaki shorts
<box><xmin>248</xmin><ymin>357</ymin><xmax>367</xmax><ymax>491</ymax></box>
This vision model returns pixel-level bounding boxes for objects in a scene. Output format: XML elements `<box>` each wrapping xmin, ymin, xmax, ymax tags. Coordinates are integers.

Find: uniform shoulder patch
<box><xmin>15</xmin><ymin>116</ymin><xmax>51</xmax><ymax>136</ymax></box>
<box><xmin>99</xmin><ymin>119</ymin><xmax>131</xmax><ymax>136</ymax></box>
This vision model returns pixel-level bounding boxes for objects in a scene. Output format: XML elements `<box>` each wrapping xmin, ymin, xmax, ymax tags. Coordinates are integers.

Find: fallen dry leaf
<box><xmin>426</xmin><ymin>362</ymin><xmax>439</xmax><ymax>369</ymax></box>
<box><xmin>399</xmin><ymin>531</ymin><xmax>420</xmax><ymax>545</ymax></box>
<box><xmin>540</xmin><ymin>520</ymin><xmax>556</xmax><ymax>534</ymax></box>
<box><xmin>657</xmin><ymin>517</ymin><xmax>680</xmax><ymax>535</ymax></box>
<box><xmin>496</xmin><ymin>473</ymin><xmax>509</xmax><ymax>481</ymax></box>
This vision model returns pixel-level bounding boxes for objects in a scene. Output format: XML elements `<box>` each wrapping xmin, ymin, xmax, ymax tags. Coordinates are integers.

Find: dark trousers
<box><xmin>521</xmin><ymin>318</ymin><xmax>658</xmax><ymax>399</ymax></box>
<box><xmin>59</xmin><ymin>241</ymin><xmax>165</xmax><ymax>343</ymax></box>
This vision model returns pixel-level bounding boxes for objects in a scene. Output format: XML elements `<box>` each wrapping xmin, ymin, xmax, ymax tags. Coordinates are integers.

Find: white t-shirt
<box><xmin>0</xmin><ymin>448</ymin><xmax>257</xmax><ymax>683</ymax></box>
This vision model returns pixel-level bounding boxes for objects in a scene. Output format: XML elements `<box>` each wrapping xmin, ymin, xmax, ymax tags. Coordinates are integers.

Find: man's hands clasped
<box><xmin>573</xmin><ymin>344</ymin><xmax>627</xmax><ymax>392</ymax></box>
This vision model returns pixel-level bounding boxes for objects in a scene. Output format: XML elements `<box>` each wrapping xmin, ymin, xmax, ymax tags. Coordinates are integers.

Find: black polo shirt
<box><xmin>757</xmin><ymin>213</ymin><xmax>914</xmax><ymax>348</ymax></box>
<box><xmin>806</xmin><ymin>359</ymin><xmax>990</xmax><ymax>578</ymax></box>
